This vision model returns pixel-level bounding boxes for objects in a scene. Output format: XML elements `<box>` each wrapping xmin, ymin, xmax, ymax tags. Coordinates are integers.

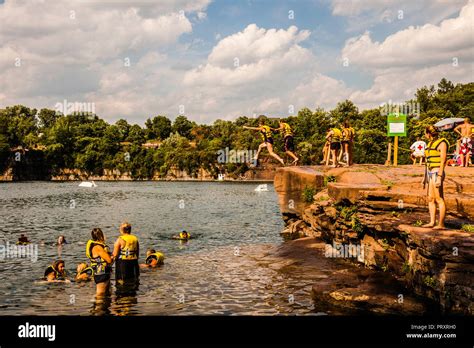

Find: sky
<box><xmin>0</xmin><ymin>0</ymin><xmax>473</xmax><ymax>125</ymax></box>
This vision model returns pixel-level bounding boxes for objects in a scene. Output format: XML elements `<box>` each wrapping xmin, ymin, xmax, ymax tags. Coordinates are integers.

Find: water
<box><xmin>0</xmin><ymin>182</ymin><xmax>317</xmax><ymax>315</ymax></box>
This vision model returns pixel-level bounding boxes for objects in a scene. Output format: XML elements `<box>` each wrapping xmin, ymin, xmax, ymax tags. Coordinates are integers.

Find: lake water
<box><xmin>0</xmin><ymin>182</ymin><xmax>319</xmax><ymax>315</ymax></box>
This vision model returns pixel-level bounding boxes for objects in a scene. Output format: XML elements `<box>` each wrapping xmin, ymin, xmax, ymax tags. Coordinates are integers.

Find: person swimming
<box><xmin>17</xmin><ymin>234</ymin><xmax>30</xmax><ymax>245</ymax></box>
<box><xmin>44</xmin><ymin>260</ymin><xmax>67</xmax><ymax>281</ymax></box>
<box><xmin>173</xmin><ymin>230</ymin><xmax>191</xmax><ymax>240</ymax></box>
<box><xmin>140</xmin><ymin>249</ymin><xmax>165</xmax><ymax>268</ymax></box>
<box><xmin>57</xmin><ymin>235</ymin><xmax>67</xmax><ymax>246</ymax></box>
<box><xmin>75</xmin><ymin>262</ymin><xmax>93</xmax><ymax>281</ymax></box>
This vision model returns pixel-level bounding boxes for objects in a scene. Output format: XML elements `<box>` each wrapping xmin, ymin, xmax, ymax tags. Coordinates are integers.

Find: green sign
<box><xmin>387</xmin><ymin>113</ymin><xmax>407</xmax><ymax>136</ymax></box>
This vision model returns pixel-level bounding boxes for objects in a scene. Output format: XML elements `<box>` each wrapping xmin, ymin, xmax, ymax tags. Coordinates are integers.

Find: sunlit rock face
<box><xmin>274</xmin><ymin>165</ymin><xmax>474</xmax><ymax>314</ymax></box>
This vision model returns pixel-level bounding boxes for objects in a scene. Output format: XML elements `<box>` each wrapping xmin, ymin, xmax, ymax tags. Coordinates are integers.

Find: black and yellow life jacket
<box><xmin>179</xmin><ymin>232</ymin><xmax>191</xmax><ymax>240</ymax></box>
<box><xmin>280</xmin><ymin>123</ymin><xmax>293</xmax><ymax>138</ymax></box>
<box><xmin>118</xmin><ymin>234</ymin><xmax>138</xmax><ymax>260</ymax></box>
<box><xmin>86</xmin><ymin>239</ymin><xmax>110</xmax><ymax>275</ymax></box>
<box><xmin>331</xmin><ymin>128</ymin><xmax>342</xmax><ymax>142</ymax></box>
<box><xmin>78</xmin><ymin>266</ymin><xmax>93</xmax><ymax>277</ymax></box>
<box><xmin>342</xmin><ymin>127</ymin><xmax>354</xmax><ymax>141</ymax></box>
<box><xmin>426</xmin><ymin>138</ymin><xmax>449</xmax><ymax>170</ymax></box>
<box><xmin>145</xmin><ymin>252</ymin><xmax>165</xmax><ymax>265</ymax></box>
<box><xmin>260</xmin><ymin>125</ymin><xmax>273</xmax><ymax>142</ymax></box>
<box><xmin>44</xmin><ymin>265</ymin><xmax>65</xmax><ymax>280</ymax></box>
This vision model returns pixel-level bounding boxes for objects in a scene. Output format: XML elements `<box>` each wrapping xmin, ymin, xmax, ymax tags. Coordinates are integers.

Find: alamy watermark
<box><xmin>0</xmin><ymin>242</ymin><xmax>38</xmax><ymax>262</ymax></box>
<box><xmin>324</xmin><ymin>241</ymin><xmax>366</xmax><ymax>262</ymax></box>
<box><xmin>380</xmin><ymin>100</ymin><xmax>420</xmax><ymax>117</ymax></box>
<box><xmin>54</xmin><ymin>99</ymin><xmax>95</xmax><ymax>116</ymax></box>
<box><xmin>217</xmin><ymin>147</ymin><xmax>257</xmax><ymax>165</ymax></box>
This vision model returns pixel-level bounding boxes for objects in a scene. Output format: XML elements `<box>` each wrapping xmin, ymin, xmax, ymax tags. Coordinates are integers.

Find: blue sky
<box><xmin>0</xmin><ymin>0</ymin><xmax>472</xmax><ymax>124</ymax></box>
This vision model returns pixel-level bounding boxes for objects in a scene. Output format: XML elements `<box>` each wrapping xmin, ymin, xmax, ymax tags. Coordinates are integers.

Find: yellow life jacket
<box><xmin>281</xmin><ymin>123</ymin><xmax>293</xmax><ymax>137</ymax></box>
<box><xmin>426</xmin><ymin>138</ymin><xmax>449</xmax><ymax>170</ymax></box>
<box><xmin>78</xmin><ymin>266</ymin><xmax>93</xmax><ymax>277</ymax></box>
<box><xmin>118</xmin><ymin>234</ymin><xmax>138</xmax><ymax>260</ymax></box>
<box><xmin>342</xmin><ymin>127</ymin><xmax>354</xmax><ymax>141</ymax></box>
<box><xmin>260</xmin><ymin>125</ymin><xmax>273</xmax><ymax>141</ymax></box>
<box><xmin>85</xmin><ymin>239</ymin><xmax>110</xmax><ymax>275</ymax></box>
<box><xmin>331</xmin><ymin>128</ymin><xmax>342</xmax><ymax>142</ymax></box>
<box><xmin>179</xmin><ymin>232</ymin><xmax>191</xmax><ymax>239</ymax></box>
<box><xmin>145</xmin><ymin>252</ymin><xmax>165</xmax><ymax>265</ymax></box>
<box><xmin>44</xmin><ymin>265</ymin><xmax>65</xmax><ymax>280</ymax></box>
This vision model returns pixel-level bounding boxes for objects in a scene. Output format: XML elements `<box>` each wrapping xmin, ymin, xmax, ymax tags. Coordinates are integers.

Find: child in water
<box><xmin>44</xmin><ymin>260</ymin><xmax>67</xmax><ymax>281</ymax></box>
<box><xmin>140</xmin><ymin>249</ymin><xmax>165</xmax><ymax>268</ymax></box>
<box><xmin>75</xmin><ymin>262</ymin><xmax>93</xmax><ymax>281</ymax></box>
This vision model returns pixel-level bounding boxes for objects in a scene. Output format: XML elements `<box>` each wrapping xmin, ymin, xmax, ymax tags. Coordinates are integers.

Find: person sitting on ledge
<box><xmin>140</xmin><ymin>249</ymin><xmax>165</xmax><ymax>268</ymax></box>
<box><xmin>422</xmin><ymin>125</ymin><xmax>449</xmax><ymax>229</ymax></box>
<box><xmin>44</xmin><ymin>260</ymin><xmax>67</xmax><ymax>281</ymax></box>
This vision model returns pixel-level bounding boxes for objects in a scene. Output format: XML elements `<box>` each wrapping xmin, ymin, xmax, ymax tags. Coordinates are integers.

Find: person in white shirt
<box><xmin>410</xmin><ymin>138</ymin><xmax>427</xmax><ymax>165</ymax></box>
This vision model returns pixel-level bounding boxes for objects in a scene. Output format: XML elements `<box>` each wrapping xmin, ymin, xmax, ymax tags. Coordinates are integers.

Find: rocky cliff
<box><xmin>274</xmin><ymin>165</ymin><xmax>474</xmax><ymax>315</ymax></box>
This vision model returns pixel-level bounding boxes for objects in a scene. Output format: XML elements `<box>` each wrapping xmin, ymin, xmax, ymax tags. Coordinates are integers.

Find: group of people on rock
<box><xmin>410</xmin><ymin>118</ymin><xmax>474</xmax><ymax>167</ymax></box>
<box><xmin>243</xmin><ymin>118</ymin><xmax>355</xmax><ymax>168</ymax></box>
<box><xmin>42</xmin><ymin>222</ymin><xmax>177</xmax><ymax>297</ymax></box>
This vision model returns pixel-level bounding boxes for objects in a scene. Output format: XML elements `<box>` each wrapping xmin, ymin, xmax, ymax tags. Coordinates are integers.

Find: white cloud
<box><xmin>342</xmin><ymin>0</ymin><xmax>474</xmax><ymax>69</ymax></box>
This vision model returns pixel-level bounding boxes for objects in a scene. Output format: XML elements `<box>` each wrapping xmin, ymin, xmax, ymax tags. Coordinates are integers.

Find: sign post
<box><xmin>387</xmin><ymin>113</ymin><xmax>407</xmax><ymax>166</ymax></box>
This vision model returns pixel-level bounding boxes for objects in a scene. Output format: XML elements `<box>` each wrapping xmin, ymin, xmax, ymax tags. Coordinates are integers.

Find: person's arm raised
<box><xmin>243</xmin><ymin>126</ymin><xmax>260</xmax><ymax>131</ymax></box>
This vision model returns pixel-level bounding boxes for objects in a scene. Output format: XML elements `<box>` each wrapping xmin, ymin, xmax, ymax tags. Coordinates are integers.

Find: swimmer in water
<box><xmin>17</xmin><ymin>234</ymin><xmax>30</xmax><ymax>245</ymax></box>
<box><xmin>44</xmin><ymin>260</ymin><xmax>67</xmax><ymax>281</ymax></box>
<box><xmin>75</xmin><ymin>262</ymin><xmax>93</xmax><ymax>281</ymax></box>
<box><xmin>57</xmin><ymin>235</ymin><xmax>67</xmax><ymax>246</ymax></box>
<box><xmin>173</xmin><ymin>230</ymin><xmax>191</xmax><ymax>240</ymax></box>
<box><xmin>140</xmin><ymin>249</ymin><xmax>165</xmax><ymax>268</ymax></box>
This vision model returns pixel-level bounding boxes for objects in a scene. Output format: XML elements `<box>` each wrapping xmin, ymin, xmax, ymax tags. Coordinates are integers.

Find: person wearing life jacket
<box><xmin>423</xmin><ymin>125</ymin><xmax>449</xmax><ymax>230</ymax></box>
<box><xmin>274</xmin><ymin>119</ymin><xmax>299</xmax><ymax>165</ymax></box>
<box><xmin>17</xmin><ymin>234</ymin><xmax>30</xmax><ymax>245</ymax></box>
<box><xmin>112</xmin><ymin>222</ymin><xmax>140</xmax><ymax>284</ymax></box>
<box><xmin>44</xmin><ymin>260</ymin><xmax>67</xmax><ymax>281</ymax></box>
<box><xmin>243</xmin><ymin>117</ymin><xmax>285</xmax><ymax>166</ymax></box>
<box><xmin>86</xmin><ymin>228</ymin><xmax>113</xmax><ymax>295</ymax></box>
<box><xmin>75</xmin><ymin>262</ymin><xmax>93</xmax><ymax>281</ymax></box>
<box><xmin>140</xmin><ymin>249</ymin><xmax>165</xmax><ymax>268</ymax></box>
<box><xmin>340</xmin><ymin>120</ymin><xmax>355</xmax><ymax>166</ymax></box>
<box><xmin>325</xmin><ymin>124</ymin><xmax>343</xmax><ymax>167</ymax></box>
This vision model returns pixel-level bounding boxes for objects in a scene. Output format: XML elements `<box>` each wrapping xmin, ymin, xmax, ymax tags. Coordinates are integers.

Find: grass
<box><xmin>302</xmin><ymin>186</ymin><xmax>316</xmax><ymax>203</ymax></box>
<box><xmin>423</xmin><ymin>276</ymin><xmax>438</xmax><ymax>288</ymax></box>
<box><xmin>381</xmin><ymin>179</ymin><xmax>395</xmax><ymax>189</ymax></box>
<box><xmin>461</xmin><ymin>224</ymin><xmax>474</xmax><ymax>232</ymax></box>
<box><xmin>413</xmin><ymin>220</ymin><xmax>424</xmax><ymax>227</ymax></box>
<box><xmin>351</xmin><ymin>216</ymin><xmax>364</xmax><ymax>238</ymax></box>
<box><xmin>323</xmin><ymin>175</ymin><xmax>336</xmax><ymax>187</ymax></box>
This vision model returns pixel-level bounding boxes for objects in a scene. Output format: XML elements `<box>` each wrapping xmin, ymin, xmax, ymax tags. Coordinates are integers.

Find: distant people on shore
<box><xmin>454</xmin><ymin>118</ymin><xmax>473</xmax><ymax>167</ymax></box>
<box><xmin>112</xmin><ymin>222</ymin><xmax>140</xmax><ymax>286</ymax></box>
<box><xmin>86</xmin><ymin>228</ymin><xmax>113</xmax><ymax>296</ymax></box>
<box><xmin>410</xmin><ymin>137</ymin><xmax>426</xmax><ymax>165</ymax></box>
<box><xmin>243</xmin><ymin>118</ymin><xmax>285</xmax><ymax>166</ymax></box>
<box><xmin>423</xmin><ymin>125</ymin><xmax>449</xmax><ymax>229</ymax></box>
<box><xmin>44</xmin><ymin>260</ymin><xmax>67</xmax><ymax>281</ymax></box>
<box><xmin>273</xmin><ymin>119</ymin><xmax>299</xmax><ymax>165</ymax></box>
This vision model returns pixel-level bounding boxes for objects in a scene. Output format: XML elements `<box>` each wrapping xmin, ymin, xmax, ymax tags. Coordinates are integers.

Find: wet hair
<box><xmin>57</xmin><ymin>235</ymin><xmax>66</xmax><ymax>244</ymax></box>
<box><xmin>120</xmin><ymin>222</ymin><xmax>132</xmax><ymax>234</ymax></box>
<box><xmin>77</xmin><ymin>262</ymin><xmax>87</xmax><ymax>273</ymax></box>
<box><xmin>91</xmin><ymin>228</ymin><xmax>105</xmax><ymax>242</ymax></box>
<box><xmin>147</xmin><ymin>249</ymin><xmax>156</xmax><ymax>255</ymax></box>
<box><xmin>53</xmin><ymin>260</ymin><xmax>65</xmax><ymax>270</ymax></box>
<box><xmin>425</xmin><ymin>125</ymin><xmax>438</xmax><ymax>137</ymax></box>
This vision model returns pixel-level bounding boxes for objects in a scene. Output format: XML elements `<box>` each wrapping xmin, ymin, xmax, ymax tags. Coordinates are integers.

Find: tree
<box><xmin>172</xmin><ymin>115</ymin><xmax>195</xmax><ymax>138</ymax></box>
<box><xmin>145</xmin><ymin>115</ymin><xmax>172</xmax><ymax>140</ymax></box>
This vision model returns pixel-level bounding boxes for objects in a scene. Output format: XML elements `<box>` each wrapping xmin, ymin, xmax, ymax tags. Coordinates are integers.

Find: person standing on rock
<box><xmin>423</xmin><ymin>126</ymin><xmax>449</xmax><ymax>229</ymax></box>
<box><xmin>340</xmin><ymin>120</ymin><xmax>355</xmax><ymax>166</ymax></box>
<box><xmin>325</xmin><ymin>124</ymin><xmax>342</xmax><ymax>167</ymax></box>
<box><xmin>273</xmin><ymin>119</ymin><xmax>299</xmax><ymax>165</ymax></box>
<box><xmin>243</xmin><ymin>118</ymin><xmax>285</xmax><ymax>166</ymax></box>
<box><xmin>454</xmin><ymin>118</ymin><xmax>474</xmax><ymax>167</ymax></box>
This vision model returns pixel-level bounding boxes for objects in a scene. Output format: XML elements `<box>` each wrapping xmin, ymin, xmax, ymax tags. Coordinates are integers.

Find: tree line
<box><xmin>0</xmin><ymin>78</ymin><xmax>472</xmax><ymax>179</ymax></box>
